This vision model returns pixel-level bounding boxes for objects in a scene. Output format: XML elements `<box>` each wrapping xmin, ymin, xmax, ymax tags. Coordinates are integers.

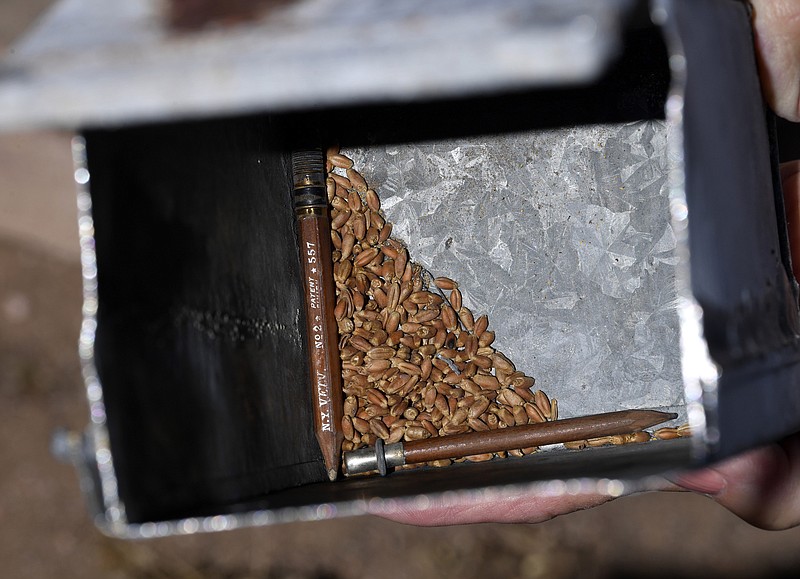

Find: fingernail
<box><xmin>671</xmin><ymin>469</ymin><xmax>727</xmax><ymax>496</ymax></box>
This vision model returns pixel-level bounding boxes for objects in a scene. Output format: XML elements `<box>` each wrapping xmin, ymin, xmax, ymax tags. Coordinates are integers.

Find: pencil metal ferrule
<box><xmin>344</xmin><ymin>441</ymin><xmax>405</xmax><ymax>476</ymax></box>
<box><xmin>291</xmin><ymin>149</ymin><xmax>327</xmax><ymax>210</ymax></box>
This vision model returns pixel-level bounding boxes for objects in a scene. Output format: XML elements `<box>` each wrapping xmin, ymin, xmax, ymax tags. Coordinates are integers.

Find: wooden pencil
<box><xmin>292</xmin><ymin>149</ymin><xmax>343</xmax><ymax>481</ymax></box>
<box><xmin>344</xmin><ymin>409</ymin><xmax>678</xmax><ymax>475</ymax></box>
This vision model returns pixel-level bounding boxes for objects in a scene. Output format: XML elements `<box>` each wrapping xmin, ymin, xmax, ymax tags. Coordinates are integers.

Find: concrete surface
<box><xmin>3</xmin><ymin>2</ymin><xmax>800</xmax><ymax>578</ymax></box>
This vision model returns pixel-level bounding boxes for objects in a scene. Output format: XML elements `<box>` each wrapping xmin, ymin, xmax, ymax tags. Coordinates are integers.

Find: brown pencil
<box><xmin>292</xmin><ymin>149</ymin><xmax>343</xmax><ymax>481</ymax></box>
<box><xmin>343</xmin><ymin>409</ymin><xmax>677</xmax><ymax>476</ymax></box>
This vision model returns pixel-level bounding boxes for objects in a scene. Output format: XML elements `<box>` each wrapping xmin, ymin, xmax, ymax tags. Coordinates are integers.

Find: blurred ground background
<box><xmin>3</xmin><ymin>2</ymin><xmax>800</xmax><ymax>578</ymax></box>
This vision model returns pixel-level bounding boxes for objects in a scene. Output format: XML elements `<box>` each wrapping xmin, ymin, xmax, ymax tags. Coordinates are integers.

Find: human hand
<box><xmin>750</xmin><ymin>0</ymin><xmax>800</xmax><ymax>121</ymax></box>
<box><xmin>368</xmin><ymin>489</ymin><xmax>614</xmax><ymax>526</ymax></box>
<box><xmin>673</xmin><ymin>433</ymin><xmax>800</xmax><ymax>530</ymax></box>
<box><xmin>370</xmin><ymin>436</ymin><xmax>800</xmax><ymax>529</ymax></box>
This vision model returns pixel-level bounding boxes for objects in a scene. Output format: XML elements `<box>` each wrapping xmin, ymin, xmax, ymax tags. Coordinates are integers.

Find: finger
<box><xmin>368</xmin><ymin>490</ymin><xmax>614</xmax><ymax>526</ymax></box>
<box><xmin>750</xmin><ymin>0</ymin><xmax>800</xmax><ymax>121</ymax></box>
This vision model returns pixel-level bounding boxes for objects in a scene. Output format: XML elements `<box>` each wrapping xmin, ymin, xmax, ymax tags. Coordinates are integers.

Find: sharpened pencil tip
<box><xmin>327</xmin><ymin>468</ymin><xmax>338</xmax><ymax>482</ymax></box>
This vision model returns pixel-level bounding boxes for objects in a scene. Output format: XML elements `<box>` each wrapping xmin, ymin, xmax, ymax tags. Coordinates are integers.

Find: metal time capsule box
<box><xmin>2</xmin><ymin>0</ymin><xmax>799</xmax><ymax>537</ymax></box>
